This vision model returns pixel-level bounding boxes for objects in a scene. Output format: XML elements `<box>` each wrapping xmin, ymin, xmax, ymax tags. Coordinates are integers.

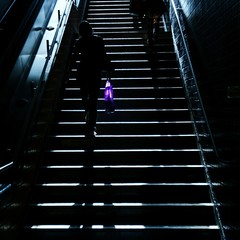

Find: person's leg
<box><xmin>87</xmin><ymin>95</ymin><xmax>98</xmax><ymax>134</ymax></box>
<box><xmin>147</xmin><ymin>17</ymin><xmax>153</xmax><ymax>44</ymax></box>
<box><xmin>79</xmin><ymin>82</ymin><xmax>88</xmax><ymax>113</ymax></box>
<box><xmin>144</xmin><ymin>10</ymin><xmax>154</xmax><ymax>45</ymax></box>
<box><xmin>153</xmin><ymin>14</ymin><xmax>160</xmax><ymax>41</ymax></box>
<box><xmin>85</xmin><ymin>75</ymin><xmax>101</xmax><ymax>136</ymax></box>
<box><xmin>80</xmin><ymin>86</ymin><xmax>91</xmax><ymax>135</ymax></box>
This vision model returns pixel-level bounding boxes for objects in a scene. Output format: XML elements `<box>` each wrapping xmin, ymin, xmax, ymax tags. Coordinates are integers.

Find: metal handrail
<box><xmin>168</xmin><ymin>1</ymin><xmax>225</xmax><ymax>239</ymax></box>
<box><xmin>0</xmin><ymin>0</ymin><xmax>17</xmax><ymax>23</ymax></box>
<box><xmin>169</xmin><ymin>0</ymin><xmax>219</xmax><ymax>159</ymax></box>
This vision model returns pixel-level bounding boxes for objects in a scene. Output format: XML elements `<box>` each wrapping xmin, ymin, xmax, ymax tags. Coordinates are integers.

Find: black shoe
<box><xmin>88</xmin><ymin>130</ymin><xmax>97</xmax><ymax>137</ymax></box>
<box><xmin>147</xmin><ymin>38</ymin><xmax>153</xmax><ymax>46</ymax></box>
<box><xmin>85</xmin><ymin>127</ymin><xmax>97</xmax><ymax>137</ymax></box>
<box><xmin>85</xmin><ymin>111</ymin><xmax>90</xmax><ymax>122</ymax></box>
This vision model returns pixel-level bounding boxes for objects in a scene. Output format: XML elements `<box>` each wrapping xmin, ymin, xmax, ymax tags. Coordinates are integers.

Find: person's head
<box><xmin>79</xmin><ymin>20</ymin><xmax>93</xmax><ymax>38</ymax></box>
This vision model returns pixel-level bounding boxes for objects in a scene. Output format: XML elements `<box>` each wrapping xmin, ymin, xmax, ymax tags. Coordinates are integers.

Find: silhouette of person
<box><xmin>142</xmin><ymin>0</ymin><xmax>167</xmax><ymax>44</ymax></box>
<box><xmin>130</xmin><ymin>0</ymin><xmax>144</xmax><ymax>19</ymax></box>
<box><xmin>73</xmin><ymin>20</ymin><xmax>113</xmax><ymax>137</ymax></box>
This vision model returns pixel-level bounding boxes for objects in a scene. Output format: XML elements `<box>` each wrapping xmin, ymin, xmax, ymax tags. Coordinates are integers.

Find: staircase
<box><xmin>20</xmin><ymin>0</ymin><xmax>222</xmax><ymax>239</ymax></box>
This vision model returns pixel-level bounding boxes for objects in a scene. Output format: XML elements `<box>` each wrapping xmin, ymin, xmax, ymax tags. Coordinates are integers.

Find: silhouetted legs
<box><xmin>79</xmin><ymin>72</ymin><xmax>101</xmax><ymax>137</ymax></box>
<box><xmin>142</xmin><ymin>12</ymin><xmax>161</xmax><ymax>45</ymax></box>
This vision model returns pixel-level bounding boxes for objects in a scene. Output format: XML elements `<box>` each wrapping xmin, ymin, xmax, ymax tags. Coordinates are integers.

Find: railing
<box><xmin>168</xmin><ymin>0</ymin><xmax>225</xmax><ymax>239</ymax></box>
<box><xmin>0</xmin><ymin>0</ymin><xmax>17</xmax><ymax>23</ymax></box>
<box><xmin>0</xmin><ymin>1</ymin><xmax>85</xmax><ymax>236</ymax></box>
<box><xmin>0</xmin><ymin>0</ymin><xmax>75</xmax><ymax>196</ymax></box>
<box><xmin>17</xmin><ymin>0</ymin><xmax>76</xmax><ymax>165</ymax></box>
<box><xmin>0</xmin><ymin>0</ymin><xmax>43</xmax><ymax>85</ymax></box>
<box><xmin>168</xmin><ymin>0</ymin><xmax>219</xmax><ymax>160</ymax></box>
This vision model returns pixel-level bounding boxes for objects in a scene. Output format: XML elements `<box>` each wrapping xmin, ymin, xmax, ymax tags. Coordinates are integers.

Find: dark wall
<box><xmin>178</xmin><ymin>0</ymin><xmax>240</xmax><ymax>161</ymax></box>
